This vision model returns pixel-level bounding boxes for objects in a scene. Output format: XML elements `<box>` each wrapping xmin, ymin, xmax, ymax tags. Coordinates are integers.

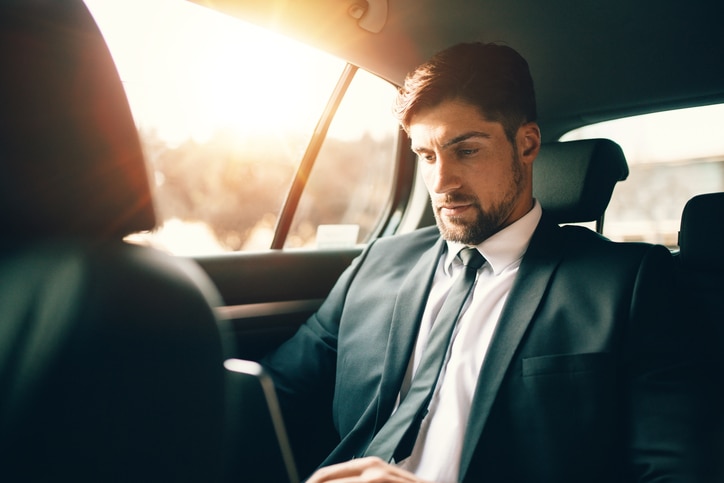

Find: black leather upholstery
<box><xmin>677</xmin><ymin>192</ymin><xmax>724</xmax><ymax>372</ymax></box>
<box><xmin>676</xmin><ymin>192</ymin><xmax>724</xmax><ymax>480</ymax></box>
<box><xmin>0</xmin><ymin>241</ymin><xmax>227</xmax><ymax>482</ymax></box>
<box><xmin>533</xmin><ymin>138</ymin><xmax>629</xmax><ymax>224</ymax></box>
<box><xmin>0</xmin><ymin>2</ymin><xmax>229</xmax><ymax>481</ymax></box>
<box><xmin>679</xmin><ymin>192</ymin><xmax>724</xmax><ymax>272</ymax></box>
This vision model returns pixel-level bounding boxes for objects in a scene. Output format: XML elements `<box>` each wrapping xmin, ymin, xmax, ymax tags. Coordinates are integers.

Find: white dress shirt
<box><xmin>397</xmin><ymin>201</ymin><xmax>541</xmax><ymax>482</ymax></box>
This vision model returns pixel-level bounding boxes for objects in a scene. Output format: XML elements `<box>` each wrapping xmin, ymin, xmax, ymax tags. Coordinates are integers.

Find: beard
<box><xmin>433</xmin><ymin>152</ymin><xmax>525</xmax><ymax>245</ymax></box>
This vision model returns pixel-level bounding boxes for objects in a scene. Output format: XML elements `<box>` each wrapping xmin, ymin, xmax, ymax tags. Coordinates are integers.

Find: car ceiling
<box><xmin>190</xmin><ymin>0</ymin><xmax>724</xmax><ymax>141</ymax></box>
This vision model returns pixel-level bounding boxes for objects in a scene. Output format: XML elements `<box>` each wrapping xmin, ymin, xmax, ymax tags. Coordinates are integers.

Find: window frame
<box><xmin>271</xmin><ymin>64</ymin><xmax>414</xmax><ymax>249</ymax></box>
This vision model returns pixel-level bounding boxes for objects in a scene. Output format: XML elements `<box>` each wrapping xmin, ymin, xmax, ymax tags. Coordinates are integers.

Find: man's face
<box><xmin>409</xmin><ymin>99</ymin><xmax>538</xmax><ymax>245</ymax></box>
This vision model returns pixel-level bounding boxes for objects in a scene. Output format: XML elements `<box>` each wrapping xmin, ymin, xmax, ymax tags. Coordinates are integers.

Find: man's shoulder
<box><xmin>357</xmin><ymin>226</ymin><xmax>440</xmax><ymax>266</ymax></box>
<box><xmin>371</xmin><ymin>225</ymin><xmax>440</xmax><ymax>251</ymax></box>
<box><xmin>343</xmin><ymin>226</ymin><xmax>440</xmax><ymax>283</ymax></box>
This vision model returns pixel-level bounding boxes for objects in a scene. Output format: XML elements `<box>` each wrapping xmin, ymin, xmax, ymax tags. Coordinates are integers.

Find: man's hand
<box><xmin>306</xmin><ymin>457</ymin><xmax>434</xmax><ymax>483</ymax></box>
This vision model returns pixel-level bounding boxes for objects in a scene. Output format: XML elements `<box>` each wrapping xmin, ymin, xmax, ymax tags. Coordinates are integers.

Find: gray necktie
<box><xmin>364</xmin><ymin>247</ymin><xmax>486</xmax><ymax>462</ymax></box>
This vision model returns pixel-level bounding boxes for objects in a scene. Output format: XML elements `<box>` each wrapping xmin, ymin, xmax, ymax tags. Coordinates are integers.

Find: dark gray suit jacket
<box><xmin>262</xmin><ymin>213</ymin><xmax>702</xmax><ymax>482</ymax></box>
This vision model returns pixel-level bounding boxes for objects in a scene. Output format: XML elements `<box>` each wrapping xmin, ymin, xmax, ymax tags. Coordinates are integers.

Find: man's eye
<box><xmin>419</xmin><ymin>153</ymin><xmax>435</xmax><ymax>162</ymax></box>
<box><xmin>458</xmin><ymin>148</ymin><xmax>478</xmax><ymax>157</ymax></box>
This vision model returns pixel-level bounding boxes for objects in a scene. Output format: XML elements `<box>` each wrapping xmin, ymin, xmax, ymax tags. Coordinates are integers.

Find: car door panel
<box><xmin>196</xmin><ymin>248</ymin><xmax>361</xmax><ymax>360</ymax></box>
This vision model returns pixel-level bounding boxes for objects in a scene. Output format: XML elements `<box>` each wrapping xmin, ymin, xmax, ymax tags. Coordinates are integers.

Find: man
<box><xmin>262</xmin><ymin>42</ymin><xmax>699</xmax><ymax>482</ymax></box>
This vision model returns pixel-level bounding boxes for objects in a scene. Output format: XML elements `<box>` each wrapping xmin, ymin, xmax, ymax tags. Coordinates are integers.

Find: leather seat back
<box><xmin>0</xmin><ymin>2</ymin><xmax>229</xmax><ymax>481</ymax></box>
<box><xmin>676</xmin><ymin>191</ymin><xmax>724</xmax><ymax>480</ymax></box>
<box><xmin>677</xmin><ymin>192</ymin><xmax>724</xmax><ymax>370</ymax></box>
<box><xmin>678</xmin><ymin>192</ymin><xmax>724</xmax><ymax>370</ymax></box>
<box><xmin>532</xmin><ymin>138</ymin><xmax>629</xmax><ymax>227</ymax></box>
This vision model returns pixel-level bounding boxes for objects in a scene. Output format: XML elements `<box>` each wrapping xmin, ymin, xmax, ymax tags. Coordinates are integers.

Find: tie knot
<box><xmin>458</xmin><ymin>247</ymin><xmax>485</xmax><ymax>270</ymax></box>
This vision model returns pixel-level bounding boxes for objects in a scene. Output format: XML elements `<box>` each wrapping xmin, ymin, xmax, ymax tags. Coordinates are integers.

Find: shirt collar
<box><xmin>443</xmin><ymin>199</ymin><xmax>542</xmax><ymax>276</ymax></box>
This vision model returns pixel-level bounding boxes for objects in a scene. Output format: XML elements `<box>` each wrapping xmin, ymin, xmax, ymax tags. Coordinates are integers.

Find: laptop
<box><xmin>224</xmin><ymin>359</ymin><xmax>300</xmax><ymax>483</ymax></box>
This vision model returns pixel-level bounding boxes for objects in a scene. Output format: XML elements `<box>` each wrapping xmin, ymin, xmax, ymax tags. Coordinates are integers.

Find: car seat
<box><xmin>532</xmin><ymin>138</ymin><xmax>629</xmax><ymax>229</ymax></box>
<box><xmin>677</xmin><ymin>191</ymin><xmax>724</xmax><ymax>481</ymax></box>
<box><xmin>0</xmin><ymin>2</ymin><xmax>228</xmax><ymax>481</ymax></box>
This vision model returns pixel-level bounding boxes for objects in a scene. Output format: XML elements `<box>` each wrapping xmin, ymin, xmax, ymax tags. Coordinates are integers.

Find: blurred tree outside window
<box><xmin>287</xmin><ymin>69</ymin><xmax>399</xmax><ymax>248</ymax></box>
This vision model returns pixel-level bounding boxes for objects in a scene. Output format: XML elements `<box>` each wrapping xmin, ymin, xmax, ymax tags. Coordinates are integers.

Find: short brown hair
<box><xmin>394</xmin><ymin>42</ymin><xmax>537</xmax><ymax>143</ymax></box>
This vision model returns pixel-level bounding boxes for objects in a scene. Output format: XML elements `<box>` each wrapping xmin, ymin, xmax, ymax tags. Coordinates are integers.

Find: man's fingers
<box><xmin>306</xmin><ymin>457</ymin><xmax>381</xmax><ymax>482</ymax></box>
<box><xmin>306</xmin><ymin>457</ymin><xmax>424</xmax><ymax>483</ymax></box>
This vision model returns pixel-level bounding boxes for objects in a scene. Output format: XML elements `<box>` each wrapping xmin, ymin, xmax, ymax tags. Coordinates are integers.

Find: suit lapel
<box><xmin>459</xmin><ymin>218</ymin><xmax>565</xmax><ymax>479</ymax></box>
<box><xmin>323</xmin><ymin>232</ymin><xmax>443</xmax><ymax>464</ymax></box>
<box><xmin>373</xmin><ymin>238</ymin><xmax>445</xmax><ymax>432</ymax></box>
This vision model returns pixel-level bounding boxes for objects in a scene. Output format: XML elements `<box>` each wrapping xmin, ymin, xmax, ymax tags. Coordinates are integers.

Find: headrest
<box><xmin>533</xmin><ymin>138</ymin><xmax>629</xmax><ymax>224</ymax></box>
<box><xmin>0</xmin><ymin>1</ymin><xmax>156</xmax><ymax>239</ymax></box>
<box><xmin>678</xmin><ymin>192</ymin><xmax>724</xmax><ymax>272</ymax></box>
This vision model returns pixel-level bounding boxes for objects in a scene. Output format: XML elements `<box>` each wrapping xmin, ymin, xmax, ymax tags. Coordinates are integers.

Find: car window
<box><xmin>285</xmin><ymin>69</ymin><xmax>399</xmax><ymax>248</ymax></box>
<box><xmin>560</xmin><ymin>103</ymin><xmax>724</xmax><ymax>248</ymax></box>
<box><xmin>85</xmin><ymin>0</ymin><xmax>399</xmax><ymax>254</ymax></box>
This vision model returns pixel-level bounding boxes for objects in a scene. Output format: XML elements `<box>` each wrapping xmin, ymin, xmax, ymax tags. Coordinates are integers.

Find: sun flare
<box><xmin>85</xmin><ymin>0</ymin><xmax>345</xmax><ymax>146</ymax></box>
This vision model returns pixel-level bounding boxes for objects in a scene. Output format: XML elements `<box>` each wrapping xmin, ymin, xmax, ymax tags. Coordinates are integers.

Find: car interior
<box><xmin>1</xmin><ymin>0</ymin><xmax>722</xmax><ymax>481</ymax></box>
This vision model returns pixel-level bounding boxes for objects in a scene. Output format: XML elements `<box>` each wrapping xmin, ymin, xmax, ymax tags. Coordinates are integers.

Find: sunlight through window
<box><xmin>85</xmin><ymin>0</ymin><xmax>399</xmax><ymax>254</ymax></box>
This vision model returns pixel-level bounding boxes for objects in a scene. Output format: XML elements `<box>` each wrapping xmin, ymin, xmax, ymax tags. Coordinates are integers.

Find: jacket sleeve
<box><xmin>259</xmin><ymin>243</ymin><xmax>374</xmax><ymax>477</ymax></box>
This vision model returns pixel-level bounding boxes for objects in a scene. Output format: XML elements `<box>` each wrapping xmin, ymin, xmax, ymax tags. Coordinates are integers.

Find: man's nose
<box><xmin>430</xmin><ymin>156</ymin><xmax>462</xmax><ymax>194</ymax></box>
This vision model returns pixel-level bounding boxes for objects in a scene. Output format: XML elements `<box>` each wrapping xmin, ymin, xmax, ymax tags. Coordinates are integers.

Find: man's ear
<box><xmin>518</xmin><ymin>123</ymin><xmax>541</xmax><ymax>162</ymax></box>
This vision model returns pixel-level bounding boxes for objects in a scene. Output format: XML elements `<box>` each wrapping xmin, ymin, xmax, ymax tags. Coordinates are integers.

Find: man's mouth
<box><xmin>439</xmin><ymin>203</ymin><xmax>471</xmax><ymax>217</ymax></box>
<box><xmin>436</xmin><ymin>194</ymin><xmax>477</xmax><ymax>218</ymax></box>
